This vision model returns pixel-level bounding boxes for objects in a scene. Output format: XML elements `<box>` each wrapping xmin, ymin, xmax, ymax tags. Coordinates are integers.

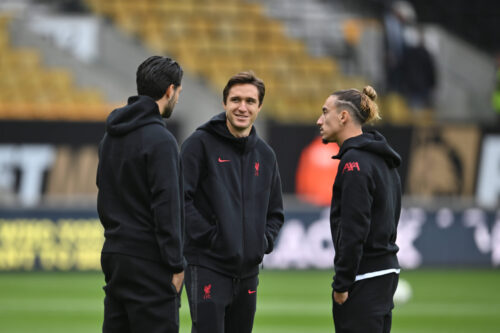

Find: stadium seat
<box><xmin>0</xmin><ymin>17</ymin><xmax>110</xmax><ymax>121</ymax></box>
<box><xmin>81</xmin><ymin>0</ymin><xmax>422</xmax><ymax>123</ymax></box>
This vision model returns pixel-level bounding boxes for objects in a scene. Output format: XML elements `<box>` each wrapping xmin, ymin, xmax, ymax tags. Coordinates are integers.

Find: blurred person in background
<box><xmin>317</xmin><ymin>86</ymin><xmax>402</xmax><ymax>333</ymax></box>
<box><xmin>401</xmin><ymin>26</ymin><xmax>436</xmax><ymax>111</ymax></box>
<box><xmin>383</xmin><ymin>0</ymin><xmax>416</xmax><ymax>92</ymax></box>
<box><xmin>181</xmin><ymin>71</ymin><xmax>284</xmax><ymax>333</ymax></box>
<box><xmin>96</xmin><ymin>56</ymin><xmax>184</xmax><ymax>333</ymax></box>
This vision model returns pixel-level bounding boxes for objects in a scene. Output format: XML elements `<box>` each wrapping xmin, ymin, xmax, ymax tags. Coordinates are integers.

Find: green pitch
<box><xmin>0</xmin><ymin>269</ymin><xmax>499</xmax><ymax>332</ymax></box>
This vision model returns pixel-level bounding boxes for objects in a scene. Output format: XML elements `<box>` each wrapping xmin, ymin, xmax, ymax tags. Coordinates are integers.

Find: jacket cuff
<box><xmin>332</xmin><ymin>277</ymin><xmax>352</xmax><ymax>293</ymax></box>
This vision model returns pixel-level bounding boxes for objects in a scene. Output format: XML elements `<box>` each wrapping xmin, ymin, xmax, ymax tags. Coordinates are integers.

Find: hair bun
<box><xmin>362</xmin><ymin>85</ymin><xmax>377</xmax><ymax>101</ymax></box>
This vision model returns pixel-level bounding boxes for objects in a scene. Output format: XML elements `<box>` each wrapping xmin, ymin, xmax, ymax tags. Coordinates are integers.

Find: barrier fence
<box><xmin>2</xmin><ymin>121</ymin><xmax>498</xmax><ymax>208</ymax></box>
<box><xmin>0</xmin><ymin>207</ymin><xmax>498</xmax><ymax>271</ymax></box>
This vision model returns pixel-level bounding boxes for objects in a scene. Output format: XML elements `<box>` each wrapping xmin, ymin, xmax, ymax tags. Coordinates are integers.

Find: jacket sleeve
<box><xmin>147</xmin><ymin>137</ymin><xmax>184</xmax><ymax>273</ymax></box>
<box><xmin>180</xmin><ymin>136</ymin><xmax>217</xmax><ymax>246</ymax></box>
<box><xmin>264</xmin><ymin>160</ymin><xmax>285</xmax><ymax>254</ymax></box>
<box><xmin>333</xmin><ymin>160</ymin><xmax>374</xmax><ymax>292</ymax></box>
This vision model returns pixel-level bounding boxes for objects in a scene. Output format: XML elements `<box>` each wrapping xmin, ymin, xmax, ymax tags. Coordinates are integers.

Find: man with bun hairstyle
<box><xmin>317</xmin><ymin>86</ymin><xmax>402</xmax><ymax>332</ymax></box>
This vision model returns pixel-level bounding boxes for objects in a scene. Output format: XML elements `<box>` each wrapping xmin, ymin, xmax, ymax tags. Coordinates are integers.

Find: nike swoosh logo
<box><xmin>248</xmin><ymin>290</ymin><xmax>257</xmax><ymax>294</ymax></box>
<box><xmin>218</xmin><ymin>157</ymin><xmax>230</xmax><ymax>163</ymax></box>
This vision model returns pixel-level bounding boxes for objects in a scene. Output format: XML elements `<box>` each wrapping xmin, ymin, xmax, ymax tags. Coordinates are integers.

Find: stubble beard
<box><xmin>162</xmin><ymin>98</ymin><xmax>176</xmax><ymax>118</ymax></box>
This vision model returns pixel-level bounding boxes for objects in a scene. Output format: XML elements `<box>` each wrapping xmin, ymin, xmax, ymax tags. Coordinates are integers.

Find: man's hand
<box><xmin>172</xmin><ymin>271</ymin><xmax>184</xmax><ymax>293</ymax></box>
<box><xmin>333</xmin><ymin>291</ymin><xmax>349</xmax><ymax>305</ymax></box>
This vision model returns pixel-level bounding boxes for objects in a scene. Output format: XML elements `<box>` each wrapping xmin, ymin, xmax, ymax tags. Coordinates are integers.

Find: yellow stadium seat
<box><xmin>0</xmin><ymin>23</ymin><xmax>109</xmax><ymax>121</ymax></box>
<box><xmin>79</xmin><ymin>0</ymin><xmax>387</xmax><ymax>123</ymax></box>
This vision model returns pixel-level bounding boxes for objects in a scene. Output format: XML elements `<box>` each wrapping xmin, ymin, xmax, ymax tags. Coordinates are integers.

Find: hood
<box><xmin>333</xmin><ymin>130</ymin><xmax>401</xmax><ymax>168</ymax></box>
<box><xmin>106</xmin><ymin>95</ymin><xmax>165</xmax><ymax>136</ymax></box>
<box><xmin>198</xmin><ymin>112</ymin><xmax>258</xmax><ymax>153</ymax></box>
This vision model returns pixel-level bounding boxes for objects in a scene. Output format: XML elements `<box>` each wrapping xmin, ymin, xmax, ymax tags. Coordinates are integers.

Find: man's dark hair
<box><xmin>223</xmin><ymin>71</ymin><xmax>265</xmax><ymax>106</ymax></box>
<box><xmin>331</xmin><ymin>86</ymin><xmax>380</xmax><ymax>124</ymax></box>
<box><xmin>136</xmin><ymin>56</ymin><xmax>183</xmax><ymax>100</ymax></box>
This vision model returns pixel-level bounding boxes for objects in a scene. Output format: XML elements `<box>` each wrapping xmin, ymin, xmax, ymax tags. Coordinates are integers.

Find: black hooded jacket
<box><xmin>330</xmin><ymin>130</ymin><xmax>402</xmax><ymax>292</ymax></box>
<box><xmin>96</xmin><ymin>95</ymin><xmax>184</xmax><ymax>273</ymax></box>
<box><xmin>181</xmin><ymin>112</ymin><xmax>284</xmax><ymax>278</ymax></box>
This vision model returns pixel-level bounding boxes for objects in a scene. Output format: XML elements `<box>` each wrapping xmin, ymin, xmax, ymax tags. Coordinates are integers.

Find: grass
<box><xmin>0</xmin><ymin>269</ymin><xmax>499</xmax><ymax>332</ymax></box>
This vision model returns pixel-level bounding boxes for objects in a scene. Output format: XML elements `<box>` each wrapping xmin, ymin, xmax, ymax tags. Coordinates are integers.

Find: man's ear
<box><xmin>340</xmin><ymin>110</ymin><xmax>353</xmax><ymax>126</ymax></box>
<box><xmin>339</xmin><ymin>110</ymin><xmax>348</xmax><ymax>122</ymax></box>
<box><xmin>165</xmin><ymin>84</ymin><xmax>175</xmax><ymax>99</ymax></box>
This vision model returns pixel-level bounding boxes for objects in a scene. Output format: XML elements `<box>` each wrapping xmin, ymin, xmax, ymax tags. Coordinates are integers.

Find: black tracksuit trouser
<box><xmin>101</xmin><ymin>253</ymin><xmax>180</xmax><ymax>333</ymax></box>
<box><xmin>332</xmin><ymin>273</ymin><xmax>399</xmax><ymax>333</ymax></box>
<box><xmin>185</xmin><ymin>265</ymin><xmax>259</xmax><ymax>333</ymax></box>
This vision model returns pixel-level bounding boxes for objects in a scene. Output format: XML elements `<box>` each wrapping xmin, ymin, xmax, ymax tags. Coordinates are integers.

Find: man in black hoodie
<box><xmin>181</xmin><ymin>71</ymin><xmax>284</xmax><ymax>333</ymax></box>
<box><xmin>317</xmin><ymin>86</ymin><xmax>402</xmax><ymax>333</ymax></box>
<box><xmin>97</xmin><ymin>56</ymin><xmax>184</xmax><ymax>333</ymax></box>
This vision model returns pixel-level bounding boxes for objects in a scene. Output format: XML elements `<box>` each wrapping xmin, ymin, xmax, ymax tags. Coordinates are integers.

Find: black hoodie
<box><xmin>330</xmin><ymin>130</ymin><xmax>402</xmax><ymax>292</ymax></box>
<box><xmin>181</xmin><ymin>112</ymin><xmax>284</xmax><ymax>278</ymax></box>
<box><xmin>96</xmin><ymin>95</ymin><xmax>184</xmax><ymax>273</ymax></box>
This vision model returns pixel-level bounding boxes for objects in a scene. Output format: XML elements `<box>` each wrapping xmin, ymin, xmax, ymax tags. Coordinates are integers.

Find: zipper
<box><xmin>239</xmin><ymin>152</ymin><xmax>245</xmax><ymax>278</ymax></box>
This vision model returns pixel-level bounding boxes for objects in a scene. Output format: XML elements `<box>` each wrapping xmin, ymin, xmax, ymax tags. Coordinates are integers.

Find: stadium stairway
<box><xmin>252</xmin><ymin>0</ymin><xmax>417</xmax><ymax>124</ymax></box>
<box><xmin>251</xmin><ymin>0</ymin><xmax>354</xmax><ymax>58</ymax></box>
<box><xmin>253</xmin><ymin>0</ymin><xmax>385</xmax><ymax>89</ymax></box>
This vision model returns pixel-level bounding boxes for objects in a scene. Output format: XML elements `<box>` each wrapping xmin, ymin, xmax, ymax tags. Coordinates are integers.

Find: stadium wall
<box><xmin>3</xmin><ymin>121</ymin><xmax>488</xmax><ymax>205</ymax></box>
<box><xmin>0</xmin><ymin>206</ymin><xmax>498</xmax><ymax>271</ymax></box>
<box><xmin>1</xmin><ymin>121</ymin><xmax>500</xmax><ymax>271</ymax></box>
<box><xmin>1</xmin><ymin>120</ymin><xmax>499</xmax><ymax>206</ymax></box>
